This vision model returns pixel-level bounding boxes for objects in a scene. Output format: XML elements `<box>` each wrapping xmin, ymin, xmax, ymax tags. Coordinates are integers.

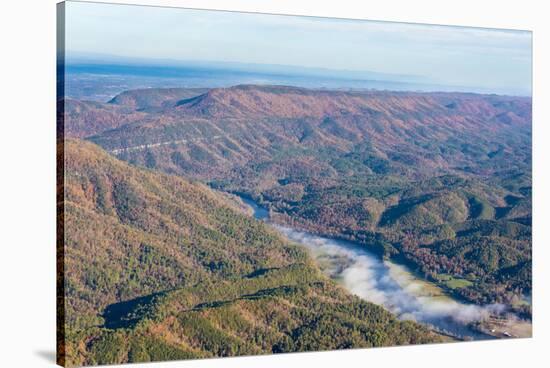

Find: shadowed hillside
<box><xmin>58</xmin><ymin>99</ymin><xmax>147</xmax><ymax>138</ymax></box>
<box><xmin>60</xmin><ymin>139</ymin><xmax>441</xmax><ymax>366</ymax></box>
<box><xmin>109</xmin><ymin>87</ymin><xmax>208</xmax><ymax>110</ymax></box>
<box><xmin>63</xmin><ymin>84</ymin><xmax>531</xmax><ymax>314</ymax></box>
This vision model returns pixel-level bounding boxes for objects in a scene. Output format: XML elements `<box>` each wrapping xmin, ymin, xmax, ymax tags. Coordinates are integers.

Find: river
<box><xmin>239</xmin><ymin>196</ymin><xmax>531</xmax><ymax>340</ymax></box>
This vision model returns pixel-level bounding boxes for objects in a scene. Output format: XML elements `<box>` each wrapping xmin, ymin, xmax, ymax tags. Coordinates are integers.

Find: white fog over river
<box><xmin>240</xmin><ymin>196</ymin><xmax>531</xmax><ymax>340</ymax></box>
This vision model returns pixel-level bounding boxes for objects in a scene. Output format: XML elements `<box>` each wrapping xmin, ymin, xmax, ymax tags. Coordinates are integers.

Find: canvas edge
<box><xmin>56</xmin><ymin>2</ymin><xmax>67</xmax><ymax>367</ymax></box>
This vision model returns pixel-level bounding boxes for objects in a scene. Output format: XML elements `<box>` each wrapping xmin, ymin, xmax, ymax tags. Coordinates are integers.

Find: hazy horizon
<box><xmin>63</xmin><ymin>1</ymin><xmax>532</xmax><ymax>96</ymax></box>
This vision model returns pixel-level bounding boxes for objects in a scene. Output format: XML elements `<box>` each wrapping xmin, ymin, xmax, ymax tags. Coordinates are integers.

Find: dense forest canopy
<box><xmin>60</xmin><ymin>84</ymin><xmax>531</xmax><ymax>365</ymax></box>
<box><xmin>62</xmin><ymin>85</ymin><xmax>531</xmax><ymax>310</ymax></box>
<box><xmin>60</xmin><ymin>139</ymin><xmax>441</xmax><ymax>366</ymax></box>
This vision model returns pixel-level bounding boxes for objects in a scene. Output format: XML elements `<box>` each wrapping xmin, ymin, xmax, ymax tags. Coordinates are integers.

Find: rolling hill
<box><xmin>59</xmin><ymin>139</ymin><xmax>441</xmax><ymax>366</ymax></box>
<box><xmin>60</xmin><ymin>84</ymin><xmax>532</xmax><ymax>313</ymax></box>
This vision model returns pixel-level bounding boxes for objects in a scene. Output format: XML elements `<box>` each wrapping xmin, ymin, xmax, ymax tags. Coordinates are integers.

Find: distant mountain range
<box><xmin>60</xmin><ymin>85</ymin><xmax>532</xmax><ymax>320</ymax></box>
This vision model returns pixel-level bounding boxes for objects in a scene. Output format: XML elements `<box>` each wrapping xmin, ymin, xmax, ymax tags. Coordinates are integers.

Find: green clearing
<box><xmin>435</xmin><ymin>274</ymin><xmax>473</xmax><ymax>290</ymax></box>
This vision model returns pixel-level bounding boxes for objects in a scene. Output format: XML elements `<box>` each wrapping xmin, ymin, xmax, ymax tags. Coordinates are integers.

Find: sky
<box><xmin>63</xmin><ymin>1</ymin><xmax>532</xmax><ymax>95</ymax></box>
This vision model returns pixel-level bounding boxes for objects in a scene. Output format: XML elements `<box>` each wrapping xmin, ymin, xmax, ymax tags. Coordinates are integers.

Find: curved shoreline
<box><xmin>238</xmin><ymin>195</ymin><xmax>530</xmax><ymax>340</ymax></box>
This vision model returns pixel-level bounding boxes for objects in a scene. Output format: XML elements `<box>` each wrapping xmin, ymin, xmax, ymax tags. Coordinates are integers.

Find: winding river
<box><xmin>240</xmin><ymin>196</ymin><xmax>532</xmax><ymax>340</ymax></box>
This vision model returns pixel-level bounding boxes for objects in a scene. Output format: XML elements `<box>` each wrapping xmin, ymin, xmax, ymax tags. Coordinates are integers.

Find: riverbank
<box><xmin>237</xmin><ymin>195</ymin><xmax>531</xmax><ymax>340</ymax></box>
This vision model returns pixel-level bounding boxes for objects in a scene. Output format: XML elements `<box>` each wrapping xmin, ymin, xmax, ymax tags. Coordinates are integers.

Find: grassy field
<box><xmin>434</xmin><ymin>274</ymin><xmax>474</xmax><ymax>290</ymax></box>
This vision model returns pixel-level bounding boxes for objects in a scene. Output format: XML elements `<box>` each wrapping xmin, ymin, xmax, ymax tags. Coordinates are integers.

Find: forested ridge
<box><xmin>60</xmin><ymin>85</ymin><xmax>531</xmax><ymax>313</ymax></box>
<box><xmin>60</xmin><ymin>139</ymin><xmax>441</xmax><ymax>366</ymax></box>
<box><xmin>59</xmin><ymin>84</ymin><xmax>531</xmax><ymax>365</ymax></box>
